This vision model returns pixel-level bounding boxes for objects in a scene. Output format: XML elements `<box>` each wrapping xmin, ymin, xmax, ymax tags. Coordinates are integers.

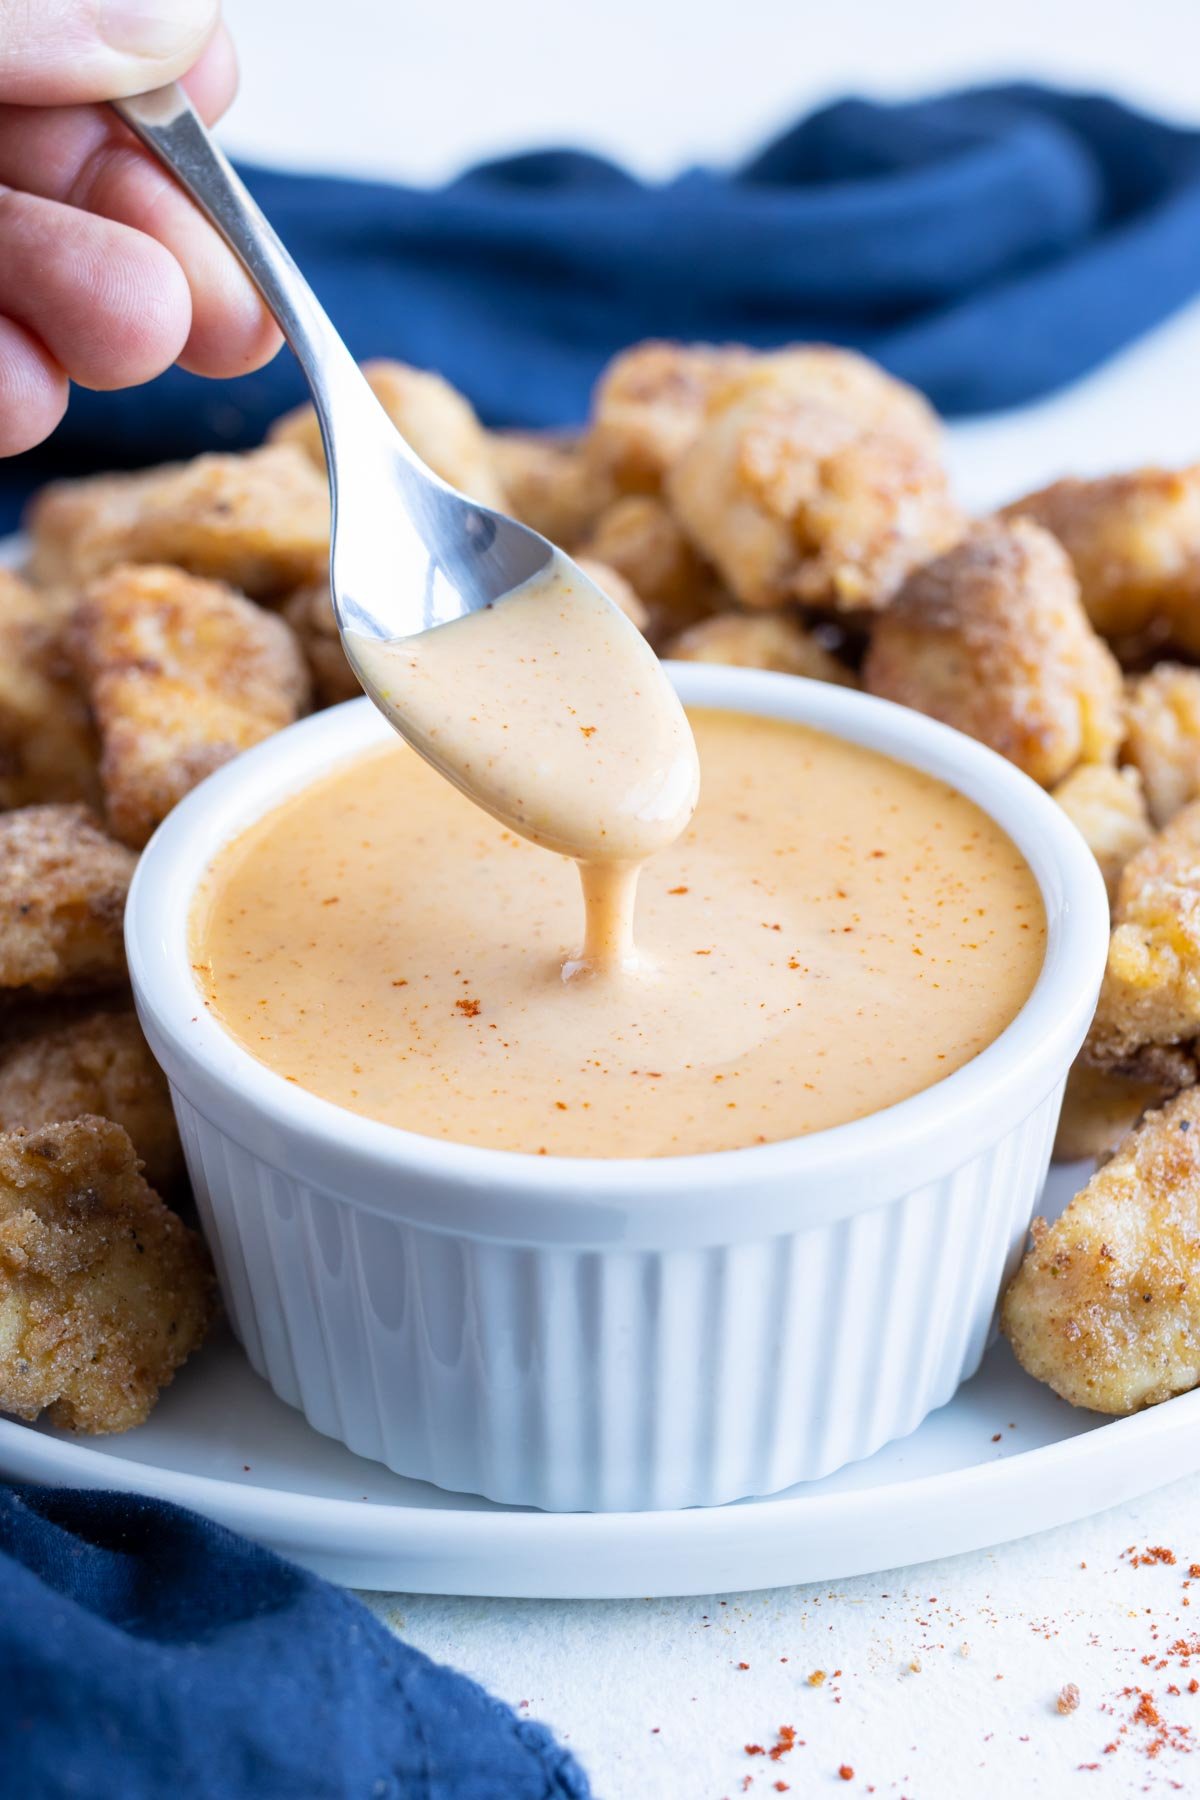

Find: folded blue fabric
<box><xmin>3</xmin><ymin>80</ymin><xmax>1200</xmax><ymax>531</ymax></box>
<box><xmin>0</xmin><ymin>1483</ymin><xmax>590</xmax><ymax>1799</ymax></box>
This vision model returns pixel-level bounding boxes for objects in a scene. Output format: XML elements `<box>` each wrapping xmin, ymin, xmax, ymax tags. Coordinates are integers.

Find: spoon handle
<box><xmin>112</xmin><ymin>84</ymin><xmax>383</xmax><ymax>451</ymax></box>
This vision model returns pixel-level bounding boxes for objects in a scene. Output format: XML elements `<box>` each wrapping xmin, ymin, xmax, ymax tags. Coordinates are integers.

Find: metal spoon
<box><xmin>109</xmin><ymin>83</ymin><xmax>590</xmax><ymax>668</ymax></box>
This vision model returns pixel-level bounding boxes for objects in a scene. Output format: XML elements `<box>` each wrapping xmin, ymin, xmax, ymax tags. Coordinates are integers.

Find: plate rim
<box><xmin>4</xmin><ymin>1372</ymin><xmax>1200</xmax><ymax>1594</ymax></box>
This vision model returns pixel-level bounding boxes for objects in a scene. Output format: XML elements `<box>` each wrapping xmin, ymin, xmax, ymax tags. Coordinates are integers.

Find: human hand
<box><xmin>0</xmin><ymin>1</ymin><xmax>282</xmax><ymax>455</ymax></box>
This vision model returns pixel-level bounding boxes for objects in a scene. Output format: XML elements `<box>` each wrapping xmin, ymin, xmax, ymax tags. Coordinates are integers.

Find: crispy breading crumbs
<box><xmin>866</xmin><ymin>518</ymin><xmax>1124</xmax><ymax>787</ymax></box>
<box><xmin>27</xmin><ymin>444</ymin><xmax>329</xmax><ymax>600</ymax></box>
<box><xmin>71</xmin><ymin>563</ymin><xmax>310</xmax><ymax>847</ymax></box>
<box><xmin>0</xmin><ymin>1003</ymin><xmax>181</xmax><ymax>1193</ymax></box>
<box><xmin>0</xmin><ymin>569</ymin><xmax>98</xmax><ymax>811</ymax></box>
<box><xmin>0</xmin><ymin>805</ymin><xmax>135</xmax><ymax>996</ymax></box>
<box><xmin>0</xmin><ymin>1116</ymin><xmax>213</xmax><ymax>1433</ymax></box>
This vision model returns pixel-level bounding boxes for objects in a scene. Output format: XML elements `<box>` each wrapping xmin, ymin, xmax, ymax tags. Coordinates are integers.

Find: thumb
<box><xmin>0</xmin><ymin>0</ymin><xmax>221</xmax><ymax>106</ymax></box>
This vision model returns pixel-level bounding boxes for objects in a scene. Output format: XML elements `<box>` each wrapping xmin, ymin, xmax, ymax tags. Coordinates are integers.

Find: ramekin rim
<box><xmin>125</xmin><ymin>666</ymin><xmax>1110</xmax><ymax>1205</ymax></box>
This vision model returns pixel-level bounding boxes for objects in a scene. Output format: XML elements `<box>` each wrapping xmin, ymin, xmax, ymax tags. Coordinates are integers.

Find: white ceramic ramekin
<box><xmin>127</xmin><ymin>667</ymin><xmax>1109</xmax><ymax>1512</ymax></box>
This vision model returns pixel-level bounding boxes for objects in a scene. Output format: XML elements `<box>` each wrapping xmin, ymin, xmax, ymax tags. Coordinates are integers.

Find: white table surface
<box><xmin>215</xmin><ymin>6</ymin><xmax>1200</xmax><ymax>1791</ymax></box>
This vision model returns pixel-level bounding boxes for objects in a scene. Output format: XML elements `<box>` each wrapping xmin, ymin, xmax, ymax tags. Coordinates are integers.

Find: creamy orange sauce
<box><xmin>191</xmin><ymin>709</ymin><xmax>1046</xmax><ymax>1158</ymax></box>
<box><xmin>348</xmin><ymin>560</ymin><xmax>699</xmax><ymax>974</ymax></box>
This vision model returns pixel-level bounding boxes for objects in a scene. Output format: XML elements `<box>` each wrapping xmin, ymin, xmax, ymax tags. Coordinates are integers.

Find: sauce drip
<box><xmin>348</xmin><ymin>559</ymin><xmax>699</xmax><ymax>976</ymax></box>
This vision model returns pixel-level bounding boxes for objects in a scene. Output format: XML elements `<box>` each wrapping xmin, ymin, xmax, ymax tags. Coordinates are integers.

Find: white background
<box><xmin>218</xmin><ymin>4</ymin><xmax>1200</xmax><ymax>1793</ymax></box>
<box><xmin>221</xmin><ymin>0</ymin><xmax>1200</xmax><ymax>187</ymax></box>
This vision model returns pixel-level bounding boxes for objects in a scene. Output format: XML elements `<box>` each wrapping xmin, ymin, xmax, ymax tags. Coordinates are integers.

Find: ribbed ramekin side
<box><xmin>171</xmin><ymin>1088</ymin><xmax>1062</xmax><ymax>1512</ymax></box>
<box><xmin>672</xmin><ymin>1087</ymin><xmax>1061</xmax><ymax>1506</ymax></box>
<box><xmin>175</xmin><ymin>1095</ymin><xmax>277</xmax><ymax>1395</ymax></box>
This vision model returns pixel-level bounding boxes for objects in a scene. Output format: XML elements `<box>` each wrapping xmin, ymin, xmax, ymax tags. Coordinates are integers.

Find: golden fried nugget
<box><xmin>1003</xmin><ymin>1090</ymin><xmax>1200</xmax><ymax>1412</ymax></box>
<box><xmin>669</xmin><ymin>387</ymin><xmax>960</xmax><ymax>613</ymax></box>
<box><xmin>25</xmin><ymin>472</ymin><xmax>129</xmax><ymax>586</ymax></box>
<box><xmin>1086</xmin><ymin>799</ymin><xmax>1200</xmax><ymax>1065</ymax></box>
<box><xmin>1123</xmin><ymin>663</ymin><xmax>1200</xmax><ymax>828</ymax></box>
<box><xmin>572</xmin><ymin>557</ymin><xmax>648</xmax><ymax>633</ymax></box>
<box><xmin>282</xmin><ymin>584</ymin><xmax>360</xmax><ymax>708</ymax></box>
<box><xmin>864</xmin><ymin>519</ymin><xmax>1124</xmax><ymax>784</ymax></box>
<box><xmin>0</xmin><ymin>569</ymin><xmax>98</xmax><ymax>810</ymax></box>
<box><xmin>71</xmin><ymin>564</ymin><xmax>310</xmax><ymax>848</ymax></box>
<box><xmin>664</xmin><ymin>610</ymin><xmax>857</xmax><ymax>685</ymax></box>
<box><xmin>489</xmin><ymin>430</ymin><xmax>614</xmax><ymax>547</ymax></box>
<box><xmin>578</xmin><ymin>495</ymin><xmax>722</xmax><ymax>641</ymax></box>
<box><xmin>586</xmin><ymin>340</ymin><xmax>754</xmax><ymax>494</ymax></box>
<box><xmin>1051</xmin><ymin>763</ymin><xmax>1153</xmax><ymax>904</ymax></box>
<box><xmin>0</xmin><ymin>1116</ymin><xmax>212</xmax><ymax>1433</ymax></box>
<box><xmin>734</xmin><ymin>345</ymin><xmax>943</xmax><ymax>451</ymax></box>
<box><xmin>27</xmin><ymin>445</ymin><xmax>329</xmax><ymax>601</ymax></box>
<box><xmin>272</xmin><ymin>359</ymin><xmax>506</xmax><ymax>508</ymax></box>
<box><xmin>0</xmin><ymin>1005</ymin><xmax>180</xmax><ymax>1193</ymax></box>
<box><xmin>586</xmin><ymin>341</ymin><xmax>941</xmax><ymax>507</ymax></box>
<box><xmin>0</xmin><ymin>806</ymin><xmax>134</xmax><ymax>996</ymax></box>
<box><xmin>1053</xmin><ymin>1050</ymin><xmax>1195</xmax><ymax>1161</ymax></box>
<box><xmin>1001</xmin><ymin>468</ymin><xmax>1200</xmax><ymax>646</ymax></box>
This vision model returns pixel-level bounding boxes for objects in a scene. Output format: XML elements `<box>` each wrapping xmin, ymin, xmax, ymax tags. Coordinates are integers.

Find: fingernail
<box><xmin>100</xmin><ymin>0</ymin><xmax>218</xmax><ymax>61</ymax></box>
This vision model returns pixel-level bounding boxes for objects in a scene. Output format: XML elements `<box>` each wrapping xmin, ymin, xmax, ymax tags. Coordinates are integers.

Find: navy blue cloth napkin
<box><xmin>0</xmin><ymin>1483</ymin><xmax>590</xmax><ymax>1799</ymax></box>
<box><xmin>4</xmin><ymin>80</ymin><xmax>1200</xmax><ymax>530</ymax></box>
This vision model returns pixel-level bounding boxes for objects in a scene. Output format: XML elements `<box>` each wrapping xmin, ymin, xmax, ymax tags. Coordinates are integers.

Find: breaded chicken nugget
<box><xmin>1051</xmin><ymin>763</ymin><xmax>1153</xmax><ymax>905</ymax></box>
<box><xmin>1123</xmin><ymin>663</ymin><xmax>1200</xmax><ymax>828</ymax></box>
<box><xmin>489</xmin><ymin>431</ymin><xmax>614</xmax><ymax>547</ymax></box>
<box><xmin>0</xmin><ymin>1116</ymin><xmax>212</xmax><ymax>1432</ymax></box>
<box><xmin>25</xmin><ymin>471</ymin><xmax>130</xmax><ymax>590</ymax></box>
<box><xmin>0</xmin><ymin>1005</ymin><xmax>180</xmax><ymax>1193</ymax></box>
<box><xmin>669</xmin><ymin>386</ymin><xmax>960</xmax><ymax>613</ymax></box>
<box><xmin>735</xmin><ymin>346</ymin><xmax>943</xmax><ymax>450</ymax></box>
<box><xmin>0</xmin><ymin>570</ymin><xmax>98</xmax><ymax>810</ymax></box>
<box><xmin>71</xmin><ymin>564</ymin><xmax>310</xmax><ymax>849</ymax></box>
<box><xmin>578</xmin><ymin>495</ymin><xmax>723</xmax><ymax>642</ymax></box>
<box><xmin>27</xmin><ymin>445</ymin><xmax>329</xmax><ymax>601</ymax></box>
<box><xmin>1053</xmin><ymin>1048</ymin><xmax>1195</xmax><ymax>1161</ymax></box>
<box><xmin>586</xmin><ymin>340</ymin><xmax>754</xmax><ymax>494</ymax></box>
<box><xmin>664</xmin><ymin>610</ymin><xmax>857</xmax><ymax>685</ymax></box>
<box><xmin>0</xmin><ymin>806</ymin><xmax>134</xmax><ymax>996</ymax></box>
<box><xmin>1086</xmin><ymin>799</ymin><xmax>1200</xmax><ymax>1065</ymax></box>
<box><xmin>282</xmin><ymin>583</ymin><xmax>360</xmax><ymax>708</ymax></box>
<box><xmin>272</xmin><ymin>359</ymin><xmax>506</xmax><ymax>509</ymax></box>
<box><xmin>1001</xmin><ymin>468</ymin><xmax>1200</xmax><ymax>646</ymax></box>
<box><xmin>864</xmin><ymin>520</ymin><xmax>1124</xmax><ymax>785</ymax></box>
<box><xmin>573</xmin><ymin>556</ymin><xmax>648</xmax><ymax>632</ymax></box>
<box><xmin>1003</xmin><ymin>1090</ymin><xmax>1200</xmax><ymax>1412</ymax></box>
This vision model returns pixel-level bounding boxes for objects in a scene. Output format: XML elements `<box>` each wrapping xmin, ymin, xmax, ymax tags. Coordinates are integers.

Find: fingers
<box><xmin>178</xmin><ymin>20</ymin><xmax>240</xmax><ymax>126</ymax></box>
<box><xmin>69</xmin><ymin>128</ymin><xmax>280</xmax><ymax>380</ymax></box>
<box><xmin>0</xmin><ymin>9</ymin><xmax>279</xmax><ymax>436</ymax></box>
<box><xmin>0</xmin><ymin>29</ymin><xmax>281</xmax><ymax>380</ymax></box>
<box><xmin>0</xmin><ymin>0</ymin><xmax>222</xmax><ymax>106</ymax></box>
<box><xmin>0</xmin><ymin>187</ymin><xmax>191</xmax><ymax>390</ymax></box>
<box><xmin>0</xmin><ymin>31</ymin><xmax>238</xmax><ymax>204</ymax></box>
<box><xmin>0</xmin><ymin>317</ymin><xmax>69</xmax><ymax>455</ymax></box>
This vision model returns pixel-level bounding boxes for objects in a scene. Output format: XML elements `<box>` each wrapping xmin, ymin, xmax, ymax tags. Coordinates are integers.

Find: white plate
<box><xmin>4</xmin><ymin>1163</ymin><xmax>1199</xmax><ymax>1597</ymax></box>
<box><xmin>4</xmin><ymin>535</ymin><xmax>1187</xmax><ymax>1593</ymax></box>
